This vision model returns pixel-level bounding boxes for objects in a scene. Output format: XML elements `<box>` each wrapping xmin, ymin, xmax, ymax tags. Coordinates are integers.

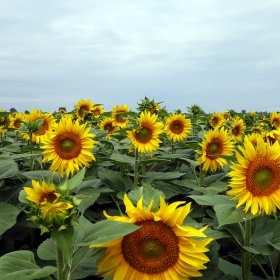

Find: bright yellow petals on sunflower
<box><xmin>112</xmin><ymin>104</ymin><xmax>130</xmax><ymax>128</ymax></box>
<box><xmin>41</xmin><ymin>115</ymin><xmax>96</xmax><ymax>177</ymax></box>
<box><xmin>208</xmin><ymin>113</ymin><xmax>225</xmax><ymax>129</ymax></box>
<box><xmin>0</xmin><ymin>125</ymin><xmax>8</xmax><ymax>134</ymax></box>
<box><xmin>91</xmin><ymin>105</ymin><xmax>104</xmax><ymax>118</ymax></box>
<box><xmin>270</xmin><ymin>112</ymin><xmax>280</xmax><ymax>129</ymax></box>
<box><xmin>24</xmin><ymin>180</ymin><xmax>59</xmax><ymax>204</ymax></box>
<box><xmin>75</xmin><ymin>99</ymin><xmax>95</xmax><ymax>120</ymax></box>
<box><xmin>165</xmin><ymin>114</ymin><xmax>192</xmax><ymax>142</ymax></box>
<box><xmin>9</xmin><ymin>112</ymin><xmax>27</xmax><ymax>130</ymax></box>
<box><xmin>244</xmin><ymin>132</ymin><xmax>263</xmax><ymax>147</ymax></box>
<box><xmin>90</xmin><ymin>194</ymin><xmax>213</xmax><ymax>280</ymax></box>
<box><xmin>196</xmin><ymin>127</ymin><xmax>234</xmax><ymax>172</ymax></box>
<box><xmin>264</xmin><ymin>129</ymin><xmax>280</xmax><ymax>145</ymax></box>
<box><xmin>99</xmin><ymin>117</ymin><xmax>117</xmax><ymax>139</ymax></box>
<box><xmin>127</xmin><ymin>111</ymin><xmax>164</xmax><ymax>153</ymax></box>
<box><xmin>222</xmin><ymin>111</ymin><xmax>231</xmax><ymax>121</ymax></box>
<box><xmin>229</xmin><ymin>118</ymin><xmax>246</xmax><ymax>142</ymax></box>
<box><xmin>227</xmin><ymin>137</ymin><xmax>280</xmax><ymax>216</ymax></box>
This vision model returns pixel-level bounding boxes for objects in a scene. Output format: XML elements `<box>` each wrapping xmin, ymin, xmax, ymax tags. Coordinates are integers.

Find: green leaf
<box><xmin>110</xmin><ymin>153</ymin><xmax>135</xmax><ymax>166</ymax></box>
<box><xmin>77</xmin><ymin>220</ymin><xmax>140</xmax><ymax>246</ymax></box>
<box><xmin>51</xmin><ymin>226</ymin><xmax>75</xmax><ymax>265</ymax></box>
<box><xmin>243</xmin><ymin>244</ymin><xmax>274</xmax><ymax>255</ymax></box>
<box><xmin>21</xmin><ymin>170</ymin><xmax>53</xmax><ymax>181</ymax></box>
<box><xmin>76</xmin><ymin>187</ymin><xmax>100</xmax><ymax>213</ymax></box>
<box><xmin>0</xmin><ymin>250</ymin><xmax>57</xmax><ymax>280</ymax></box>
<box><xmin>37</xmin><ymin>238</ymin><xmax>56</xmax><ymax>261</ymax></box>
<box><xmin>146</xmin><ymin>171</ymin><xmax>184</xmax><ymax>183</ymax></box>
<box><xmin>214</xmin><ymin>203</ymin><xmax>255</xmax><ymax>227</ymax></box>
<box><xmin>218</xmin><ymin>258</ymin><xmax>242</xmax><ymax>279</ymax></box>
<box><xmin>0</xmin><ymin>202</ymin><xmax>20</xmax><ymax>235</ymax></box>
<box><xmin>189</xmin><ymin>194</ymin><xmax>231</xmax><ymax>206</ymax></box>
<box><xmin>0</xmin><ymin>159</ymin><xmax>18</xmax><ymax>180</ymax></box>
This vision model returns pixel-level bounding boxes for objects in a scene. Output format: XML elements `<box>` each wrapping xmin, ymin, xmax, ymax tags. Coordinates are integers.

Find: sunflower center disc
<box><xmin>253</xmin><ymin>167</ymin><xmax>275</xmax><ymax>190</ymax></box>
<box><xmin>136</xmin><ymin>127</ymin><xmax>152</xmax><ymax>143</ymax></box>
<box><xmin>116</xmin><ymin>112</ymin><xmax>126</xmax><ymax>122</ymax></box>
<box><xmin>171</xmin><ymin>122</ymin><xmax>183</xmax><ymax>134</ymax></box>
<box><xmin>55</xmin><ymin>133</ymin><xmax>82</xmax><ymax>159</ymax></box>
<box><xmin>121</xmin><ymin>220</ymin><xmax>179</xmax><ymax>274</ymax></box>
<box><xmin>79</xmin><ymin>107</ymin><xmax>88</xmax><ymax>118</ymax></box>
<box><xmin>232</xmin><ymin>127</ymin><xmax>239</xmax><ymax>136</ymax></box>
<box><xmin>104</xmin><ymin>124</ymin><xmax>113</xmax><ymax>132</ymax></box>
<box><xmin>208</xmin><ymin>142</ymin><xmax>220</xmax><ymax>154</ymax></box>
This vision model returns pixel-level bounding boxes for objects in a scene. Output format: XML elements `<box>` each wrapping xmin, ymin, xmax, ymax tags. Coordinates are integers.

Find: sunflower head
<box><xmin>270</xmin><ymin>112</ymin><xmax>280</xmax><ymax>129</ymax></box>
<box><xmin>112</xmin><ymin>104</ymin><xmax>130</xmax><ymax>128</ymax></box>
<box><xmin>187</xmin><ymin>104</ymin><xmax>203</xmax><ymax>115</ymax></box>
<box><xmin>90</xmin><ymin>194</ymin><xmax>213</xmax><ymax>279</ymax></box>
<box><xmin>229</xmin><ymin>118</ymin><xmax>246</xmax><ymax>142</ymax></box>
<box><xmin>208</xmin><ymin>113</ymin><xmax>225</xmax><ymax>129</ymax></box>
<box><xmin>75</xmin><ymin>99</ymin><xmax>95</xmax><ymax>120</ymax></box>
<box><xmin>227</xmin><ymin>137</ymin><xmax>280</xmax><ymax>215</ymax></box>
<box><xmin>91</xmin><ymin>105</ymin><xmax>104</xmax><ymax>118</ymax></box>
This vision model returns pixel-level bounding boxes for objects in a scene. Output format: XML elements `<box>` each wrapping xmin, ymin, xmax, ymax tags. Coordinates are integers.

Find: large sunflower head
<box><xmin>228</xmin><ymin>118</ymin><xmax>246</xmax><ymax>142</ymax></box>
<box><xmin>244</xmin><ymin>132</ymin><xmax>263</xmax><ymax>147</ymax></box>
<box><xmin>264</xmin><ymin>129</ymin><xmax>280</xmax><ymax>145</ymax></box>
<box><xmin>165</xmin><ymin>113</ymin><xmax>192</xmax><ymax>142</ymax></box>
<box><xmin>112</xmin><ymin>104</ymin><xmax>130</xmax><ymax>128</ymax></box>
<box><xmin>270</xmin><ymin>112</ymin><xmax>280</xmax><ymax>129</ymax></box>
<box><xmin>127</xmin><ymin>111</ymin><xmax>164</xmax><ymax>153</ymax></box>
<box><xmin>196</xmin><ymin>127</ymin><xmax>234</xmax><ymax>172</ymax></box>
<box><xmin>227</xmin><ymin>137</ymin><xmax>280</xmax><ymax>215</ymax></box>
<box><xmin>90</xmin><ymin>194</ymin><xmax>213</xmax><ymax>279</ymax></box>
<box><xmin>75</xmin><ymin>99</ymin><xmax>95</xmax><ymax>120</ymax></box>
<box><xmin>41</xmin><ymin>115</ymin><xmax>97</xmax><ymax>177</ymax></box>
<box><xmin>208</xmin><ymin>113</ymin><xmax>225</xmax><ymax>129</ymax></box>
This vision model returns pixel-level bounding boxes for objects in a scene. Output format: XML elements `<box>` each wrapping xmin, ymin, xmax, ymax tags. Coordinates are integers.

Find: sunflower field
<box><xmin>0</xmin><ymin>97</ymin><xmax>280</xmax><ymax>280</ymax></box>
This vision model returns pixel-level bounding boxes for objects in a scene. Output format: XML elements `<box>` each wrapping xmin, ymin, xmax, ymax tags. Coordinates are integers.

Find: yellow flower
<box><xmin>41</xmin><ymin>115</ymin><xmax>96</xmax><ymax>177</ymax></box>
<box><xmin>270</xmin><ymin>112</ymin><xmax>280</xmax><ymax>129</ymax></box>
<box><xmin>244</xmin><ymin>132</ymin><xmax>262</xmax><ymax>147</ymax></box>
<box><xmin>9</xmin><ymin>112</ymin><xmax>27</xmax><ymax>130</ymax></box>
<box><xmin>227</xmin><ymin>137</ymin><xmax>280</xmax><ymax>215</ymax></box>
<box><xmin>75</xmin><ymin>99</ymin><xmax>95</xmax><ymax>120</ymax></box>
<box><xmin>0</xmin><ymin>125</ymin><xmax>8</xmax><ymax>134</ymax></box>
<box><xmin>165</xmin><ymin>114</ymin><xmax>192</xmax><ymax>142</ymax></box>
<box><xmin>24</xmin><ymin>180</ymin><xmax>59</xmax><ymax>204</ymax></box>
<box><xmin>91</xmin><ymin>105</ymin><xmax>104</xmax><ymax>118</ymax></box>
<box><xmin>228</xmin><ymin>118</ymin><xmax>246</xmax><ymax>142</ymax></box>
<box><xmin>127</xmin><ymin>111</ymin><xmax>163</xmax><ymax>153</ymax></box>
<box><xmin>99</xmin><ymin>117</ymin><xmax>117</xmax><ymax>139</ymax></box>
<box><xmin>112</xmin><ymin>104</ymin><xmax>130</xmax><ymax>128</ymax></box>
<box><xmin>90</xmin><ymin>194</ymin><xmax>213</xmax><ymax>279</ymax></box>
<box><xmin>196</xmin><ymin>127</ymin><xmax>234</xmax><ymax>172</ymax></box>
<box><xmin>208</xmin><ymin>113</ymin><xmax>225</xmax><ymax>129</ymax></box>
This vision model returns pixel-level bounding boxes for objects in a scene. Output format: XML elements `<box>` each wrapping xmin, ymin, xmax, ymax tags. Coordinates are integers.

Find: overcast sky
<box><xmin>1</xmin><ymin>1</ymin><xmax>280</xmax><ymax>114</ymax></box>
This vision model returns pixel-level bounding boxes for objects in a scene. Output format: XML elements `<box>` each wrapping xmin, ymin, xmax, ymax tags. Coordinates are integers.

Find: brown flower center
<box><xmin>54</xmin><ymin>132</ymin><xmax>82</xmax><ymax>159</ymax></box>
<box><xmin>246</xmin><ymin>158</ymin><xmax>280</xmax><ymax>196</ymax></box>
<box><xmin>38</xmin><ymin>120</ymin><xmax>49</xmax><ymax>135</ymax></box>
<box><xmin>104</xmin><ymin>123</ymin><xmax>114</xmax><ymax>133</ymax></box>
<box><xmin>135</xmin><ymin>127</ymin><xmax>152</xmax><ymax>143</ymax></box>
<box><xmin>121</xmin><ymin>220</ymin><xmax>179</xmax><ymax>274</ymax></box>
<box><xmin>78</xmin><ymin>106</ymin><xmax>89</xmax><ymax>118</ymax></box>
<box><xmin>170</xmin><ymin>121</ymin><xmax>183</xmax><ymax>134</ymax></box>
<box><xmin>232</xmin><ymin>126</ymin><xmax>240</xmax><ymax>136</ymax></box>
<box><xmin>116</xmin><ymin>111</ymin><xmax>127</xmax><ymax>123</ymax></box>
<box><xmin>206</xmin><ymin>139</ymin><xmax>222</xmax><ymax>159</ymax></box>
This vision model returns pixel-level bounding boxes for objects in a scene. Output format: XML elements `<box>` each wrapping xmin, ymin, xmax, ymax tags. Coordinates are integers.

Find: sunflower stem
<box><xmin>133</xmin><ymin>148</ymin><xmax>139</xmax><ymax>189</ymax></box>
<box><xmin>142</xmin><ymin>153</ymin><xmax>146</xmax><ymax>183</ymax></box>
<box><xmin>254</xmin><ymin>258</ymin><xmax>272</xmax><ymax>280</ymax></box>
<box><xmin>242</xmin><ymin>219</ymin><xmax>252</xmax><ymax>280</ymax></box>
<box><xmin>56</xmin><ymin>245</ymin><xmax>65</xmax><ymax>280</ymax></box>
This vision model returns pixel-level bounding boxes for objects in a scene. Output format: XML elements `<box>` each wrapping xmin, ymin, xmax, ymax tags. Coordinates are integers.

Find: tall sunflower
<box><xmin>264</xmin><ymin>129</ymin><xmax>280</xmax><ymax>144</ymax></box>
<box><xmin>127</xmin><ymin>111</ymin><xmax>164</xmax><ymax>153</ymax></box>
<box><xmin>112</xmin><ymin>104</ymin><xmax>130</xmax><ymax>128</ymax></box>
<box><xmin>208</xmin><ymin>113</ymin><xmax>225</xmax><ymax>129</ymax></box>
<box><xmin>165</xmin><ymin>113</ymin><xmax>192</xmax><ymax>142</ymax></box>
<box><xmin>41</xmin><ymin>115</ymin><xmax>96</xmax><ymax>177</ymax></box>
<box><xmin>9</xmin><ymin>112</ymin><xmax>27</xmax><ymax>130</ymax></box>
<box><xmin>227</xmin><ymin>137</ymin><xmax>280</xmax><ymax>215</ymax></box>
<box><xmin>91</xmin><ymin>105</ymin><xmax>104</xmax><ymax>118</ymax></box>
<box><xmin>270</xmin><ymin>112</ymin><xmax>280</xmax><ymax>129</ymax></box>
<box><xmin>196</xmin><ymin>127</ymin><xmax>234</xmax><ymax>172</ymax></box>
<box><xmin>244</xmin><ymin>132</ymin><xmax>262</xmax><ymax>147</ymax></box>
<box><xmin>75</xmin><ymin>99</ymin><xmax>95</xmax><ymax>120</ymax></box>
<box><xmin>99</xmin><ymin>117</ymin><xmax>117</xmax><ymax>139</ymax></box>
<box><xmin>228</xmin><ymin>118</ymin><xmax>246</xmax><ymax>142</ymax></box>
<box><xmin>90</xmin><ymin>194</ymin><xmax>213</xmax><ymax>279</ymax></box>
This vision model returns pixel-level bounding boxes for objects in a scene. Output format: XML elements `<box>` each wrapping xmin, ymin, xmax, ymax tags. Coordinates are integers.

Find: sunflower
<box><xmin>75</xmin><ymin>99</ymin><xmax>95</xmax><ymax>120</ymax></box>
<box><xmin>90</xmin><ymin>194</ymin><xmax>213</xmax><ymax>279</ymax></box>
<box><xmin>228</xmin><ymin>118</ymin><xmax>246</xmax><ymax>142</ymax></box>
<box><xmin>127</xmin><ymin>111</ymin><xmax>164</xmax><ymax>153</ymax></box>
<box><xmin>227</xmin><ymin>137</ymin><xmax>280</xmax><ymax>215</ymax></box>
<box><xmin>9</xmin><ymin>112</ymin><xmax>27</xmax><ymax>130</ymax></box>
<box><xmin>112</xmin><ymin>104</ymin><xmax>130</xmax><ymax>128</ymax></box>
<box><xmin>270</xmin><ymin>112</ymin><xmax>280</xmax><ymax>129</ymax></box>
<box><xmin>99</xmin><ymin>117</ymin><xmax>117</xmax><ymax>139</ymax></box>
<box><xmin>41</xmin><ymin>115</ymin><xmax>96</xmax><ymax>177</ymax></box>
<box><xmin>196</xmin><ymin>127</ymin><xmax>234</xmax><ymax>172</ymax></box>
<box><xmin>165</xmin><ymin>114</ymin><xmax>192</xmax><ymax>142</ymax></box>
<box><xmin>208</xmin><ymin>113</ymin><xmax>225</xmax><ymax>129</ymax></box>
<box><xmin>251</xmin><ymin>125</ymin><xmax>262</xmax><ymax>133</ymax></box>
<box><xmin>0</xmin><ymin>125</ymin><xmax>8</xmax><ymax>134</ymax></box>
<box><xmin>264</xmin><ymin>129</ymin><xmax>280</xmax><ymax>144</ymax></box>
<box><xmin>27</xmin><ymin>109</ymin><xmax>55</xmax><ymax>144</ymax></box>
<box><xmin>244</xmin><ymin>132</ymin><xmax>262</xmax><ymax>147</ymax></box>
<box><xmin>222</xmin><ymin>111</ymin><xmax>231</xmax><ymax>121</ymax></box>
<box><xmin>91</xmin><ymin>105</ymin><xmax>104</xmax><ymax>118</ymax></box>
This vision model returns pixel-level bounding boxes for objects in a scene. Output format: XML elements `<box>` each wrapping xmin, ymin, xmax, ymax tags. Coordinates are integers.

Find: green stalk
<box><xmin>142</xmin><ymin>153</ymin><xmax>146</xmax><ymax>183</ymax></box>
<box><xmin>56</xmin><ymin>245</ymin><xmax>65</xmax><ymax>280</ymax></box>
<box><xmin>133</xmin><ymin>148</ymin><xmax>139</xmax><ymax>189</ymax></box>
<box><xmin>242</xmin><ymin>219</ymin><xmax>252</xmax><ymax>280</ymax></box>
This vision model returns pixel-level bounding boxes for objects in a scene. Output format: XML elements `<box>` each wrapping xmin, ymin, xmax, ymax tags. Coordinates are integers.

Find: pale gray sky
<box><xmin>1</xmin><ymin>0</ymin><xmax>280</xmax><ymax>114</ymax></box>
